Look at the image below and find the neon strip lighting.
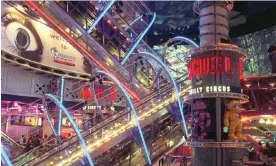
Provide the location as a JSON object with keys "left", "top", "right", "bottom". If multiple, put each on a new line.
{"left": 45, "top": 94, "right": 94, "bottom": 166}
{"left": 26, "top": 1, "right": 140, "bottom": 101}
{"left": 132, "top": 52, "right": 189, "bottom": 136}
{"left": 58, "top": 76, "right": 65, "bottom": 136}
{"left": 124, "top": 15, "right": 143, "bottom": 31}
{"left": 87, "top": 0, "right": 115, "bottom": 33}
{"left": 1, "top": 145, "right": 13, "bottom": 166}
{"left": 97, "top": 70, "right": 152, "bottom": 165}
{"left": 121, "top": 12, "right": 156, "bottom": 65}
{"left": 173, "top": 36, "right": 199, "bottom": 48}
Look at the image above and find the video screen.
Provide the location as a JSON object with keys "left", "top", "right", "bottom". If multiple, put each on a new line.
{"left": 10, "top": 116, "right": 42, "bottom": 127}
{"left": 23, "top": 117, "right": 37, "bottom": 126}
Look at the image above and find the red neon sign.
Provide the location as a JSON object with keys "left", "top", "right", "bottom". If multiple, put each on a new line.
{"left": 188, "top": 56, "right": 232, "bottom": 79}
{"left": 81, "top": 87, "right": 117, "bottom": 101}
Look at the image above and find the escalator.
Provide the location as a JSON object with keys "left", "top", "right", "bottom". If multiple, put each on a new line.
{"left": 12, "top": 75, "right": 189, "bottom": 166}
{"left": 1, "top": 132, "right": 25, "bottom": 158}
{"left": 22, "top": 1, "right": 157, "bottom": 100}
{"left": 4, "top": 2, "right": 192, "bottom": 165}
{"left": 93, "top": 115, "right": 185, "bottom": 166}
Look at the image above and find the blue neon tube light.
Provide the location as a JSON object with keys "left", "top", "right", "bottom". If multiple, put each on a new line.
{"left": 58, "top": 76, "right": 65, "bottom": 136}
{"left": 131, "top": 52, "right": 189, "bottom": 137}
{"left": 124, "top": 15, "right": 143, "bottom": 31}
{"left": 1, "top": 145, "right": 12, "bottom": 166}
{"left": 46, "top": 94, "right": 94, "bottom": 166}
{"left": 173, "top": 36, "right": 199, "bottom": 48}
{"left": 87, "top": 0, "right": 115, "bottom": 34}
{"left": 44, "top": 104, "right": 62, "bottom": 144}
{"left": 121, "top": 12, "right": 156, "bottom": 65}
{"left": 97, "top": 70, "right": 152, "bottom": 165}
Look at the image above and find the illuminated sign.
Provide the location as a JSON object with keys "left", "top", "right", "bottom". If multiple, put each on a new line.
{"left": 188, "top": 56, "right": 232, "bottom": 79}
{"left": 83, "top": 105, "right": 102, "bottom": 110}
{"left": 1, "top": 3, "right": 91, "bottom": 74}
{"left": 189, "top": 85, "right": 231, "bottom": 95}
{"left": 79, "top": 87, "right": 117, "bottom": 101}
{"left": 51, "top": 47, "right": 76, "bottom": 66}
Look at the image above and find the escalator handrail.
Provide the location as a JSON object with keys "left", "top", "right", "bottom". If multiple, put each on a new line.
{"left": 1, "top": 131, "right": 25, "bottom": 148}
{"left": 21, "top": 76, "right": 188, "bottom": 165}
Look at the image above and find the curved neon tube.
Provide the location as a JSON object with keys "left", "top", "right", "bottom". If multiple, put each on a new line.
{"left": 45, "top": 94, "right": 94, "bottom": 166}
{"left": 87, "top": 0, "right": 116, "bottom": 33}
{"left": 131, "top": 52, "right": 189, "bottom": 137}
{"left": 121, "top": 12, "right": 156, "bottom": 65}
{"left": 161, "top": 36, "right": 199, "bottom": 60}
{"left": 172, "top": 36, "right": 199, "bottom": 48}
{"left": 96, "top": 70, "right": 152, "bottom": 165}
{"left": 26, "top": 1, "right": 140, "bottom": 101}
{"left": 124, "top": 15, "right": 143, "bottom": 31}
{"left": 1, "top": 145, "right": 13, "bottom": 166}
{"left": 42, "top": 98, "right": 62, "bottom": 144}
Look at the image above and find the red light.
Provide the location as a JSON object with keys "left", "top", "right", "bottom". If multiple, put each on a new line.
{"left": 226, "top": 56, "right": 232, "bottom": 72}
{"left": 26, "top": 1, "right": 140, "bottom": 101}
{"left": 95, "top": 87, "right": 104, "bottom": 99}
{"left": 239, "top": 59, "right": 243, "bottom": 78}
{"left": 188, "top": 56, "right": 233, "bottom": 79}
{"left": 210, "top": 56, "right": 216, "bottom": 72}
{"left": 202, "top": 57, "right": 209, "bottom": 74}
{"left": 83, "top": 88, "right": 92, "bottom": 100}
{"left": 108, "top": 87, "right": 117, "bottom": 101}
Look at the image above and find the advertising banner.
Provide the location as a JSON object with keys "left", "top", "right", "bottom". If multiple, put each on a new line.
{"left": 1, "top": 3, "right": 91, "bottom": 74}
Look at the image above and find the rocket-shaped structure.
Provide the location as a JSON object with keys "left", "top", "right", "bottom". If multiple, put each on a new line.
{"left": 184, "top": 1, "right": 250, "bottom": 166}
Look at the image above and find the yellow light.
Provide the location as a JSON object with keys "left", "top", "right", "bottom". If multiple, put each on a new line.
{"left": 272, "top": 120, "right": 276, "bottom": 125}
{"left": 50, "top": 162, "right": 54, "bottom": 165}
{"left": 57, "top": 86, "right": 190, "bottom": 163}
{"left": 259, "top": 119, "right": 265, "bottom": 124}
{"left": 269, "top": 82, "right": 275, "bottom": 87}
{"left": 169, "top": 140, "right": 174, "bottom": 146}
{"left": 266, "top": 119, "right": 272, "bottom": 124}
{"left": 60, "top": 156, "right": 63, "bottom": 159}
{"left": 245, "top": 83, "right": 251, "bottom": 88}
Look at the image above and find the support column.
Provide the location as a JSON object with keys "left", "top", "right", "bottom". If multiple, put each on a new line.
{"left": 187, "top": 1, "right": 249, "bottom": 166}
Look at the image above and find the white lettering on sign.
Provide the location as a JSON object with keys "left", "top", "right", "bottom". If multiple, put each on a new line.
{"left": 189, "top": 86, "right": 231, "bottom": 95}
{"left": 83, "top": 106, "right": 102, "bottom": 110}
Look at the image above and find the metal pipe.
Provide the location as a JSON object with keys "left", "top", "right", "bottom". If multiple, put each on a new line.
{"left": 121, "top": 13, "right": 156, "bottom": 65}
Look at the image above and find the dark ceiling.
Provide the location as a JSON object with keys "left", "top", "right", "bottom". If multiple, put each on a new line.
{"left": 147, "top": 1, "right": 276, "bottom": 46}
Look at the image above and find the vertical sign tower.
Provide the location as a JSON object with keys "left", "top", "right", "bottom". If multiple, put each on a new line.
{"left": 184, "top": 1, "right": 249, "bottom": 166}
